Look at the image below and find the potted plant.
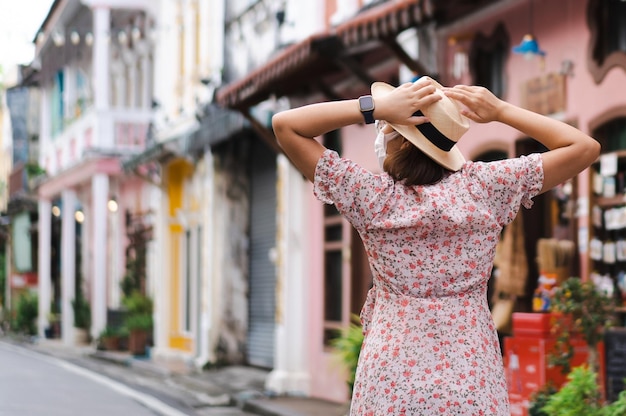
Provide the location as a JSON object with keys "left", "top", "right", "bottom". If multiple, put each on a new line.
{"left": 549, "top": 277, "right": 617, "bottom": 374}
{"left": 540, "top": 365, "right": 626, "bottom": 415}
{"left": 122, "top": 291, "right": 153, "bottom": 356}
{"left": 330, "top": 314, "right": 364, "bottom": 395}
{"left": 72, "top": 294, "right": 91, "bottom": 344}
{"left": 14, "top": 292, "right": 38, "bottom": 336}
{"left": 45, "top": 312, "right": 60, "bottom": 339}
{"left": 125, "top": 314, "right": 152, "bottom": 355}
{"left": 537, "top": 277, "right": 626, "bottom": 415}
{"left": 98, "top": 326, "right": 123, "bottom": 351}
{"left": 45, "top": 300, "right": 62, "bottom": 339}
{"left": 528, "top": 383, "right": 558, "bottom": 416}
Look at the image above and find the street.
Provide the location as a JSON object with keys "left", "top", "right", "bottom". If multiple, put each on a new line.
{"left": 0, "top": 341, "right": 189, "bottom": 416}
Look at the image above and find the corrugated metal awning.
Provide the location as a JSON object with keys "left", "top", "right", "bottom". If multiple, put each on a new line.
{"left": 216, "top": 0, "right": 432, "bottom": 110}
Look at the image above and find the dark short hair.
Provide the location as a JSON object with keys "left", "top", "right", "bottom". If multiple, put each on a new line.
{"left": 383, "top": 139, "right": 451, "bottom": 186}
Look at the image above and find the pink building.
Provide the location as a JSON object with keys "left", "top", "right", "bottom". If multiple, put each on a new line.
{"left": 216, "top": 0, "right": 626, "bottom": 404}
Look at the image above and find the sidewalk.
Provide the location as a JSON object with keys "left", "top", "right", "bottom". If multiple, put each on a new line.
{"left": 10, "top": 336, "right": 349, "bottom": 416}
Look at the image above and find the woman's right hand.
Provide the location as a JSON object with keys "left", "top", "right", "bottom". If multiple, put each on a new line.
{"left": 442, "top": 85, "right": 507, "bottom": 124}
{"left": 374, "top": 77, "right": 442, "bottom": 126}
{"left": 445, "top": 84, "right": 600, "bottom": 195}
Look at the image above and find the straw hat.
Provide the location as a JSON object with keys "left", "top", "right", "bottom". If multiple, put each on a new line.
{"left": 370, "top": 78, "right": 470, "bottom": 171}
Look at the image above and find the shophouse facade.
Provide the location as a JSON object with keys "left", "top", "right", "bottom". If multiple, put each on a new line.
{"left": 127, "top": 0, "right": 255, "bottom": 370}
{"left": 0, "top": 85, "right": 9, "bottom": 311}
{"left": 32, "top": 0, "right": 157, "bottom": 344}
{"left": 3, "top": 67, "right": 41, "bottom": 318}
{"left": 216, "top": 0, "right": 626, "bottom": 404}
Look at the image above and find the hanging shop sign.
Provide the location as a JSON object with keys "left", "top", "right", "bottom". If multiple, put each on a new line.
{"left": 520, "top": 73, "right": 566, "bottom": 116}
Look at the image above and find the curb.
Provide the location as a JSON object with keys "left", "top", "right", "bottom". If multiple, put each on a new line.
{"left": 242, "top": 397, "right": 350, "bottom": 416}
{"left": 90, "top": 350, "right": 173, "bottom": 377}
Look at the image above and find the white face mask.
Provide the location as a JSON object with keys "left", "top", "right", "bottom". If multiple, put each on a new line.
{"left": 374, "top": 120, "right": 401, "bottom": 169}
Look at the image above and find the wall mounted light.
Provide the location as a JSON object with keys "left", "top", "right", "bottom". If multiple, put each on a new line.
{"left": 75, "top": 210, "right": 85, "bottom": 223}
{"left": 52, "top": 31, "right": 65, "bottom": 47}
{"left": 107, "top": 197, "right": 118, "bottom": 213}
{"left": 117, "top": 31, "right": 128, "bottom": 46}
{"left": 131, "top": 26, "right": 142, "bottom": 42}
{"left": 85, "top": 32, "right": 94, "bottom": 46}
{"left": 70, "top": 31, "right": 80, "bottom": 45}
{"left": 51, "top": 206, "right": 61, "bottom": 217}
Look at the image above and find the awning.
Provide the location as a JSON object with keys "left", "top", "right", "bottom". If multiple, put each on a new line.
{"left": 121, "top": 139, "right": 179, "bottom": 173}
{"left": 216, "top": 0, "right": 432, "bottom": 110}
{"left": 191, "top": 104, "right": 249, "bottom": 151}
{"left": 123, "top": 105, "right": 248, "bottom": 177}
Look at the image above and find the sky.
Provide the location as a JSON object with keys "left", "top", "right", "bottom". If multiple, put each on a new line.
{"left": 0, "top": 0, "right": 55, "bottom": 72}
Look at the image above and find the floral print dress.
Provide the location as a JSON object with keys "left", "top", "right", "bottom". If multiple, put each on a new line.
{"left": 314, "top": 149, "right": 544, "bottom": 416}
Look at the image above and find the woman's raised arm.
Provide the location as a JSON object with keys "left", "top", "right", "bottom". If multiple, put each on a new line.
{"left": 272, "top": 78, "right": 441, "bottom": 182}
{"left": 444, "top": 85, "right": 600, "bottom": 193}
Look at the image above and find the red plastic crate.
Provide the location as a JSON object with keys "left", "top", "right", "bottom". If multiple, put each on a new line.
{"left": 512, "top": 312, "right": 555, "bottom": 336}
{"left": 504, "top": 336, "right": 605, "bottom": 416}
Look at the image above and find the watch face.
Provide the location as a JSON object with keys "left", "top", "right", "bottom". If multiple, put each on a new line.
{"left": 359, "top": 95, "right": 375, "bottom": 112}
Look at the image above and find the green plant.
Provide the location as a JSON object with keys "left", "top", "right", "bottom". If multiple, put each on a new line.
{"left": 24, "top": 162, "right": 46, "bottom": 178}
{"left": 541, "top": 365, "right": 603, "bottom": 416}
{"left": 46, "top": 312, "right": 59, "bottom": 323}
{"left": 122, "top": 291, "right": 153, "bottom": 331}
{"left": 122, "top": 291, "right": 153, "bottom": 315}
{"left": 71, "top": 294, "right": 91, "bottom": 329}
{"left": 549, "top": 277, "right": 616, "bottom": 374}
{"left": 124, "top": 314, "right": 153, "bottom": 331}
{"left": 14, "top": 292, "right": 38, "bottom": 335}
{"left": 540, "top": 366, "right": 626, "bottom": 416}
{"left": 529, "top": 383, "right": 558, "bottom": 416}
{"left": 330, "top": 314, "right": 364, "bottom": 394}
{"left": 99, "top": 326, "right": 121, "bottom": 339}
{"left": 120, "top": 259, "right": 142, "bottom": 298}
{"left": 47, "top": 299, "right": 60, "bottom": 324}
{"left": 98, "top": 325, "right": 127, "bottom": 351}
{"left": 0, "top": 251, "right": 5, "bottom": 307}
{"left": 605, "top": 388, "right": 626, "bottom": 416}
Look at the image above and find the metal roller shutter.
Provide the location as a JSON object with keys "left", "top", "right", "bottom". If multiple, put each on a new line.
{"left": 247, "top": 140, "right": 277, "bottom": 368}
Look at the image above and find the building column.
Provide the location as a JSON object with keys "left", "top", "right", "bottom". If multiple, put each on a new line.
{"left": 37, "top": 199, "right": 52, "bottom": 337}
{"left": 194, "top": 152, "right": 215, "bottom": 368}
{"left": 140, "top": 54, "right": 151, "bottom": 110}
{"left": 39, "top": 88, "right": 51, "bottom": 172}
{"left": 63, "top": 67, "right": 76, "bottom": 120}
{"left": 128, "top": 59, "right": 138, "bottom": 108}
{"left": 150, "top": 183, "right": 168, "bottom": 358}
{"left": 91, "top": 174, "right": 108, "bottom": 339}
{"left": 266, "top": 155, "right": 310, "bottom": 395}
{"left": 92, "top": 5, "right": 113, "bottom": 148}
{"left": 93, "top": 6, "right": 110, "bottom": 112}
{"left": 61, "top": 189, "right": 77, "bottom": 345}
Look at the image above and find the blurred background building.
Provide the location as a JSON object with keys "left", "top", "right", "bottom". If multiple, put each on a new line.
{"left": 1, "top": 0, "right": 625, "bottom": 408}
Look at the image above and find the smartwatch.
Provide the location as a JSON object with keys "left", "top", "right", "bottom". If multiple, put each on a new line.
{"left": 358, "top": 95, "right": 375, "bottom": 124}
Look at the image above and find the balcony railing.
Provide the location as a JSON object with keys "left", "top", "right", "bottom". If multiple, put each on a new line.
{"left": 42, "top": 107, "right": 153, "bottom": 176}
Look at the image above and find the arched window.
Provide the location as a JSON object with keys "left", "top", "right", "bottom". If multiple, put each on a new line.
{"left": 593, "top": 117, "right": 626, "bottom": 152}
{"left": 588, "top": 0, "right": 626, "bottom": 83}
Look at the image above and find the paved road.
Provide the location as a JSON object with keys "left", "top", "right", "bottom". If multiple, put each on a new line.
{"left": 0, "top": 341, "right": 189, "bottom": 416}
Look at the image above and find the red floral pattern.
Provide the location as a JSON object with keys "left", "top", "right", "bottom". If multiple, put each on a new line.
{"left": 314, "top": 150, "right": 543, "bottom": 415}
